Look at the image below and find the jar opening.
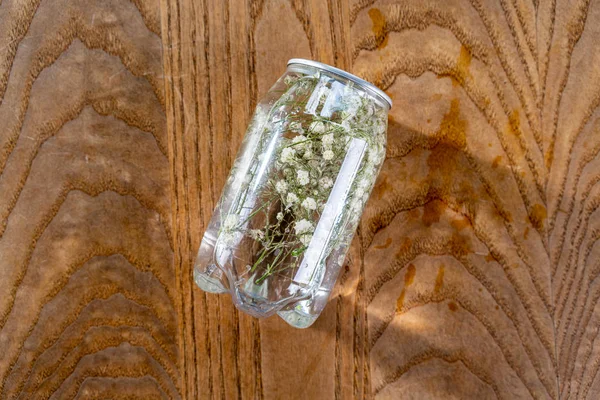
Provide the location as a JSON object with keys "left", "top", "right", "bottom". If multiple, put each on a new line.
{"left": 287, "top": 58, "right": 392, "bottom": 110}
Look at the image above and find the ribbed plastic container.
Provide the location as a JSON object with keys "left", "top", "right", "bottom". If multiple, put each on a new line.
{"left": 194, "top": 59, "right": 391, "bottom": 328}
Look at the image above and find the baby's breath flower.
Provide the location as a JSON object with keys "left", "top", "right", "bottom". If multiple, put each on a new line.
{"left": 286, "top": 192, "right": 299, "bottom": 206}
{"left": 290, "top": 121, "right": 304, "bottom": 133}
{"left": 276, "top": 212, "right": 284, "bottom": 221}
{"left": 308, "top": 160, "right": 320, "bottom": 170}
{"left": 301, "top": 197, "right": 317, "bottom": 211}
{"left": 284, "top": 75, "right": 296, "bottom": 85}
{"left": 280, "top": 147, "right": 296, "bottom": 163}
{"left": 351, "top": 198, "right": 363, "bottom": 213}
{"left": 363, "top": 166, "right": 375, "bottom": 179}
{"left": 292, "top": 134, "right": 307, "bottom": 146}
{"left": 345, "top": 94, "right": 362, "bottom": 116}
{"left": 322, "top": 133, "right": 334, "bottom": 146}
{"left": 358, "top": 178, "right": 370, "bottom": 190}
{"left": 319, "top": 176, "right": 333, "bottom": 189}
{"left": 223, "top": 214, "right": 238, "bottom": 231}
{"left": 295, "top": 219, "right": 313, "bottom": 235}
{"left": 249, "top": 229, "right": 265, "bottom": 240}
{"left": 221, "top": 232, "right": 236, "bottom": 246}
{"left": 275, "top": 179, "right": 288, "bottom": 194}
{"left": 355, "top": 188, "right": 365, "bottom": 199}
{"left": 303, "top": 148, "right": 313, "bottom": 159}
{"left": 310, "top": 121, "right": 326, "bottom": 134}
{"left": 368, "top": 147, "right": 382, "bottom": 163}
{"left": 323, "top": 150, "right": 334, "bottom": 160}
{"left": 297, "top": 170, "right": 310, "bottom": 185}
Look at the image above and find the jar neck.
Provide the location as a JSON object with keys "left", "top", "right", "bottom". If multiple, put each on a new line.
{"left": 286, "top": 63, "right": 391, "bottom": 111}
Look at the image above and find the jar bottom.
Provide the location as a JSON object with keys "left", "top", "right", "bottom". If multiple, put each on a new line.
{"left": 195, "top": 266, "right": 322, "bottom": 328}
{"left": 194, "top": 268, "right": 228, "bottom": 294}
{"left": 277, "top": 308, "right": 318, "bottom": 329}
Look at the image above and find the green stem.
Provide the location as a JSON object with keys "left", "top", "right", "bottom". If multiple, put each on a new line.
{"left": 255, "top": 243, "right": 298, "bottom": 284}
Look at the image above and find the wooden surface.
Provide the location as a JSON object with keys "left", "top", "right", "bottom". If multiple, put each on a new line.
{"left": 1, "top": 0, "right": 600, "bottom": 398}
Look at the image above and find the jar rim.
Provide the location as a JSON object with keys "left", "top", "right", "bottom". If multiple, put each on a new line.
{"left": 287, "top": 58, "right": 392, "bottom": 109}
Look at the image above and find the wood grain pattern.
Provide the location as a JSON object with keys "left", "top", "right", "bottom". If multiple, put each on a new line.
{"left": 3, "top": 0, "right": 600, "bottom": 398}
{"left": 0, "top": 0, "right": 182, "bottom": 398}
{"left": 349, "top": 0, "right": 599, "bottom": 398}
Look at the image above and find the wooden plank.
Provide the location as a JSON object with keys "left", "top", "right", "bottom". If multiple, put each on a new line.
{"left": 0, "top": 0, "right": 182, "bottom": 398}
{"left": 160, "top": 1, "right": 363, "bottom": 398}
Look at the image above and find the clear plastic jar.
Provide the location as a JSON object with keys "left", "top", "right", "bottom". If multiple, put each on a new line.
{"left": 194, "top": 59, "right": 391, "bottom": 328}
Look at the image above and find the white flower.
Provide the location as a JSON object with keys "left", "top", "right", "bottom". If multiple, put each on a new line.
{"left": 319, "top": 177, "right": 333, "bottom": 189}
{"left": 323, "top": 150, "right": 334, "bottom": 160}
{"left": 368, "top": 147, "right": 383, "bottom": 163}
{"left": 289, "top": 121, "right": 303, "bottom": 134}
{"left": 322, "top": 133, "right": 334, "bottom": 146}
{"left": 223, "top": 214, "right": 238, "bottom": 231}
{"left": 284, "top": 75, "right": 296, "bottom": 85}
{"left": 308, "top": 160, "right": 320, "bottom": 170}
{"left": 280, "top": 147, "right": 296, "bottom": 163}
{"left": 355, "top": 188, "right": 365, "bottom": 199}
{"left": 297, "top": 170, "right": 310, "bottom": 185}
{"left": 294, "top": 219, "right": 313, "bottom": 235}
{"left": 351, "top": 198, "right": 363, "bottom": 212}
{"left": 363, "top": 166, "right": 375, "bottom": 178}
{"left": 292, "top": 134, "right": 307, "bottom": 146}
{"left": 345, "top": 94, "right": 362, "bottom": 116}
{"left": 358, "top": 178, "right": 370, "bottom": 190}
{"left": 275, "top": 179, "right": 288, "bottom": 194}
{"left": 276, "top": 212, "right": 284, "bottom": 221}
{"left": 301, "top": 197, "right": 317, "bottom": 211}
{"left": 220, "top": 232, "right": 236, "bottom": 246}
{"left": 249, "top": 229, "right": 265, "bottom": 240}
{"left": 303, "top": 148, "right": 313, "bottom": 159}
{"left": 310, "top": 121, "right": 326, "bottom": 134}
{"left": 300, "top": 234, "right": 312, "bottom": 246}
{"left": 286, "top": 192, "right": 299, "bottom": 205}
